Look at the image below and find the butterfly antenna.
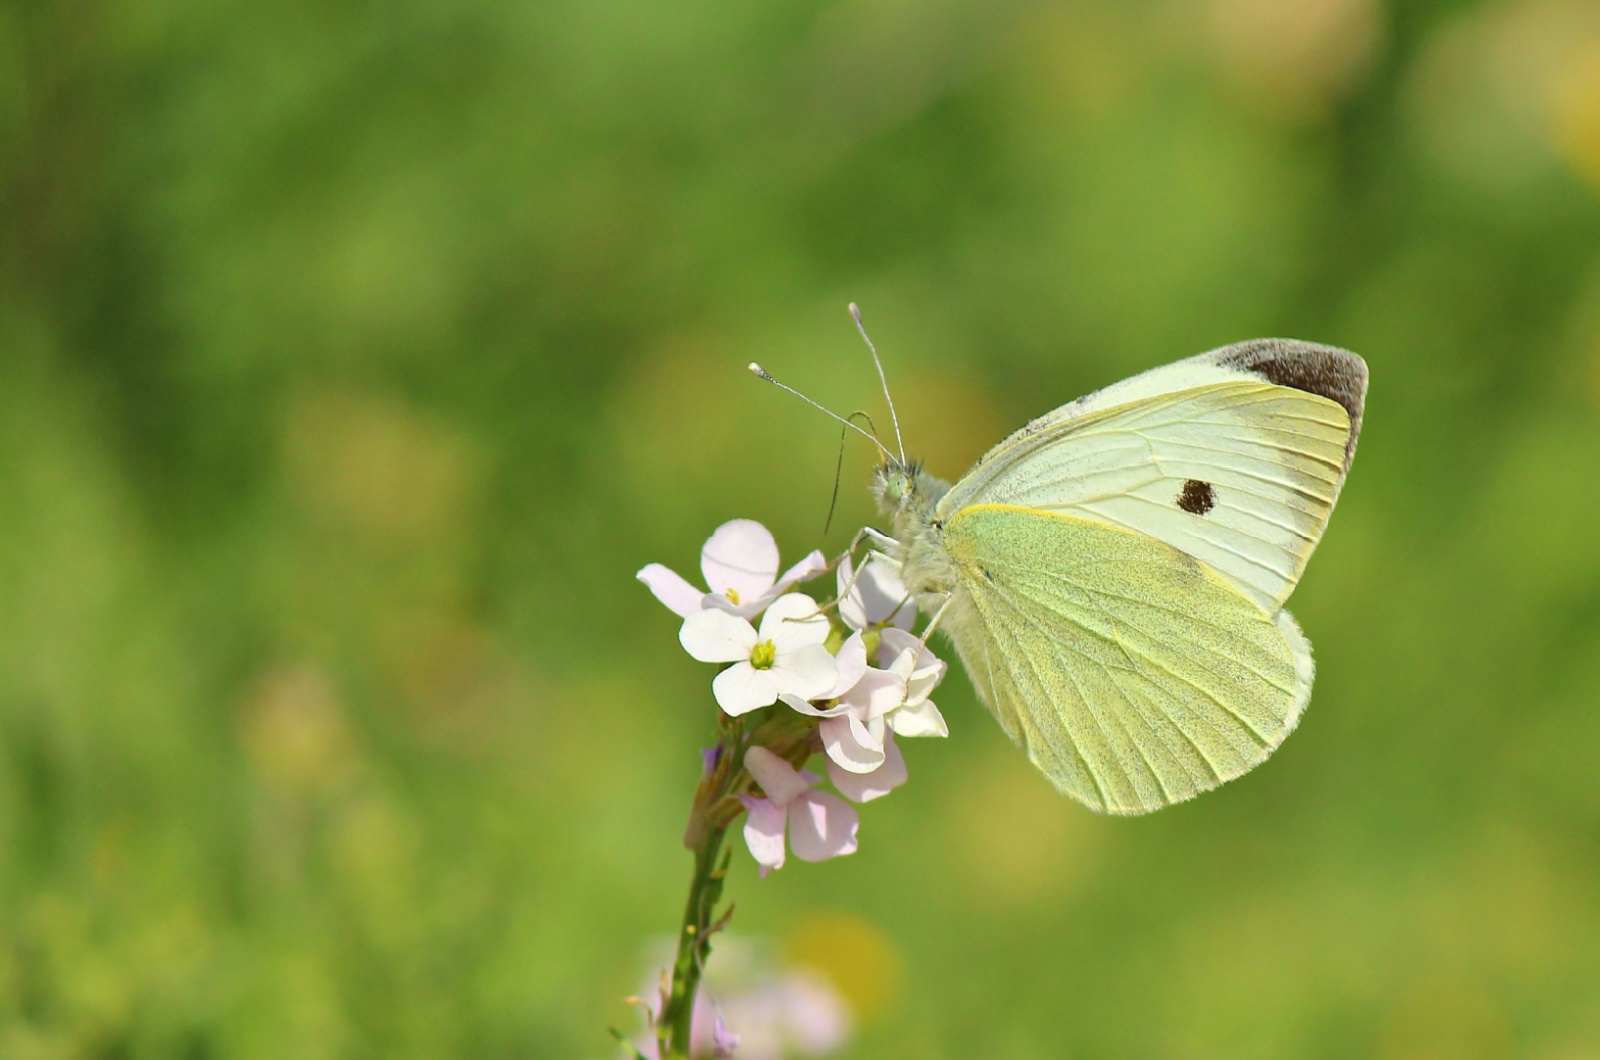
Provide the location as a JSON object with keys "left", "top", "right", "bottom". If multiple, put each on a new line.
{"left": 849, "top": 303, "right": 905, "bottom": 465}
{"left": 748, "top": 363, "right": 894, "bottom": 462}
{"left": 824, "top": 422, "right": 847, "bottom": 537}
{"left": 821, "top": 410, "right": 881, "bottom": 537}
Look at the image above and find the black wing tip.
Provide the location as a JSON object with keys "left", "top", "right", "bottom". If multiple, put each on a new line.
{"left": 1212, "top": 338, "right": 1367, "bottom": 465}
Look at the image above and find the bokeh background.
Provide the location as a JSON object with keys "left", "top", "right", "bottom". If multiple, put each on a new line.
{"left": 4, "top": 0, "right": 1600, "bottom": 1056}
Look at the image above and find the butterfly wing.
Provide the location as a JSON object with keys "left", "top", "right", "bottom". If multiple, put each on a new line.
{"left": 941, "top": 504, "right": 1313, "bottom": 814}
{"left": 938, "top": 340, "right": 1366, "bottom": 611}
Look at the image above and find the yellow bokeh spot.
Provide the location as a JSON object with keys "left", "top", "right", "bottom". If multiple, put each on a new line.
{"left": 782, "top": 911, "right": 904, "bottom": 1024}
{"left": 1205, "top": 0, "right": 1383, "bottom": 120}
{"left": 1553, "top": 40, "right": 1600, "bottom": 189}
{"left": 238, "top": 665, "right": 362, "bottom": 797}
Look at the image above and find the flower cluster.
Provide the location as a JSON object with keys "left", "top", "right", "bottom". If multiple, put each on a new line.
{"left": 639, "top": 519, "right": 948, "bottom": 877}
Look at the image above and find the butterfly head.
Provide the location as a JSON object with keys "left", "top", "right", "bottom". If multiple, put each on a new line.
{"left": 872, "top": 458, "right": 949, "bottom": 524}
{"left": 871, "top": 458, "right": 915, "bottom": 512}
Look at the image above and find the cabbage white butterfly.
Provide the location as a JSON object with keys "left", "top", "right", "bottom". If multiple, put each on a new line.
{"left": 755, "top": 311, "right": 1366, "bottom": 814}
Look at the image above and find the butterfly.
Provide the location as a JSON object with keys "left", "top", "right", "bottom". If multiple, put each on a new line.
{"left": 754, "top": 319, "right": 1365, "bottom": 814}
{"left": 857, "top": 337, "right": 1368, "bottom": 814}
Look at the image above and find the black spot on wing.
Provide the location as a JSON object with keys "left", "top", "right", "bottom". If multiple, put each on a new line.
{"left": 1215, "top": 339, "right": 1367, "bottom": 468}
{"left": 1176, "top": 479, "right": 1215, "bottom": 515}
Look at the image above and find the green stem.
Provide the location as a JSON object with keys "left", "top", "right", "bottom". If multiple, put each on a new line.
{"left": 654, "top": 709, "right": 819, "bottom": 1057}
{"left": 658, "top": 824, "right": 729, "bottom": 1058}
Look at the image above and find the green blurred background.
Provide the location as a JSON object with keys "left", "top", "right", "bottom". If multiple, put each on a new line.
{"left": 4, "top": 0, "right": 1600, "bottom": 1056}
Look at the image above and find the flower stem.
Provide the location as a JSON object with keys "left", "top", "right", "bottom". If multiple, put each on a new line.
{"left": 658, "top": 823, "right": 730, "bottom": 1058}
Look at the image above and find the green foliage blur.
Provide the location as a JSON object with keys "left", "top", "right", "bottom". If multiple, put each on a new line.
{"left": 4, "top": 0, "right": 1600, "bottom": 1056}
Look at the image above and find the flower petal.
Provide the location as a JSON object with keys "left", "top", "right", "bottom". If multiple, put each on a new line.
{"left": 838, "top": 667, "right": 905, "bottom": 718}
{"left": 787, "top": 791, "right": 859, "bottom": 862}
{"left": 680, "top": 608, "right": 758, "bottom": 664}
{"left": 775, "top": 549, "right": 828, "bottom": 591}
{"left": 841, "top": 554, "right": 913, "bottom": 631}
{"left": 745, "top": 746, "right": 813, "bottom": 804}
{"left": 710, "top": 1011, "right": 740, "bottom": 1059}
{"left": 759, "top": 593, "right": 830, "bottom": 650}
{"left": 771, "top": 644, "right": 839, "bottom": 702}
{"left": 822, "top": 632, "right": 869, "bottom": 700}
{"left": 637, "top": 563, "right": 708, "bottom": 617}
{"left": 778, "top": 693, "right": 850, "bottom": 718}
{"left": 888, "top": 698, "right": 948, "bottom": 738}
{"left": 739, "top": 795, "right": 788, "bottom": 877}
{"left": 830, "top": 733, "right": 907, "bottom": 802}
{"left": 836, "top": 554, "right": 869, "bottom": 630}
{"left": 903, "top": 655, "right": 948, "bottom": 703}
{"left": 700, "top": 592, "right": 771, "bottom": 622}
{"left": 878, "top": 626, "right": 939, "bottom": 671}
{"left": 701, "top": 520, "right": 780, "bottom": 606}
{"left": 820, "top": 711, "right": 886, "bottom": 774}
{"left": 865, "top": 559, "right": 914, "bottom": 630}
{"left": 713, "top": 664, "right": 780, "bottom": 716}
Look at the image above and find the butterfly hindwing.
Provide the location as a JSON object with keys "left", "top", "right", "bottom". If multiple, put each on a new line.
{"left": 941, "top": 504, "right": 1314, "bottom": 814}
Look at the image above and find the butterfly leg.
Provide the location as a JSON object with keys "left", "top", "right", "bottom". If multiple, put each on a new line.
{"left": 910, "top": 594, "right": 953, "bottom": 668}
{"left": 824, "top": 526, "right": 899, "bottom": 580}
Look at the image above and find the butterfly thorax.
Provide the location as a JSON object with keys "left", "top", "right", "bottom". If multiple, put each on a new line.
{"left": 873, "top": 460, "right": 958, "bottom": 612}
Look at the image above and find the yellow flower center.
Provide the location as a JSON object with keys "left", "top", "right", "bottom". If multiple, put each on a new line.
{"left": 749, "top": 639, "right": 777, "bottom": 669}
{"left": 725, "top": 587, "right": 741, "bottom": 605}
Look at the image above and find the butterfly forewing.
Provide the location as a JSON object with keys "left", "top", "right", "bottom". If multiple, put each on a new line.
{"left": 941, "top": 505, "right": 1314, "bottom": 814}
{"left": 938, "top": 341, "right": 1366, "bottom": 611}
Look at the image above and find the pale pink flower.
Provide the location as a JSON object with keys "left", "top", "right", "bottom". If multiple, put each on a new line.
{"left": 740, "top": 747, "right": 858, "bottom": 877}
{"left": 828, "top": 733, "right": 908, "bottom": 803}
{"left": 721, "top": 967, "right": 850, "bottom": 1059}
{"left": 680, "top": 594, "right": 837, "bottom": 716}
{"left": 638, "top": 519, "right": 827, "bottom": 619}
{"left": 710, "top": 1014, "right": 740, "bottom": 1058}
{"left": 634, "top": 936, "right": 850, "bottom": 1059}
{"left": 633, "top": 1002, "right": 738, "bottom": 1060}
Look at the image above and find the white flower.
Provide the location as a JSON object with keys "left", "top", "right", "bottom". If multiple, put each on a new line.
{"left": 740, "top": 747, "right": 859, "bottom": 877}
{"left": 778, "top": 626, "right": 946, "bottom": 774}
{"left": 680, "top": 593, "right": 837, "bottom": 716}
{"left": 638, "top": 519, "right": 827, "bottom": 619}
{"left": 777, "top": 631, "right": 900, "bottom": 774}
{"left": 837, "top": 552, "right": 913, "bottom": 631}
{"left": 878, "top": 627, "right": 949, "bottom": 738}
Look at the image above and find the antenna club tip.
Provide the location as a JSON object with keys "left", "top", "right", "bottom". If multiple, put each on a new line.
{"left": 748, "top": 362, "right": 771, "bottom": 379}
{"left": 848, "top": 302, "right": 862, "bottom": 321}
